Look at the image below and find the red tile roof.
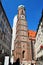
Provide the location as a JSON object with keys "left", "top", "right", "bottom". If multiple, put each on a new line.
{"left": 28, "top": 30, "right": 36, "bottom": 40}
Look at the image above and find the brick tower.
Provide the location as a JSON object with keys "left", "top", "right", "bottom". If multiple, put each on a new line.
{"left": 14, "top": 5, "right": 32, "bottom": 65}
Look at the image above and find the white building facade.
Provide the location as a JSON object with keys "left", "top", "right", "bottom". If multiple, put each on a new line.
{"left": 35, "top": 11, "right": 43, "bottom": 60}
{"left": 10, "top": 15, "right": 17, "bottom": 64}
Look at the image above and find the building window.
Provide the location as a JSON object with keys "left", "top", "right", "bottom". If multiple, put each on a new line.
{"left": 41, "top": 41, "right": 42, "bottom": 42}
{"left": 0, "top": 44, "right": 2, "bottom": 50}
{"left": 0, "top": 21, "right": 4, "bottom": 31}
{"left": 0, "top": 21, "right": 2, "bottom": 27}
{"left": 2, "top": 14, "right": 6, "bottom": 22}
{"left": 41, "top": 25, "right": 43, "bottom": 28}
{"left": 37, "top": 38, "right": 38, "bottom": 40}
{"left": 0, "top": 23, "right": 1, "bottom": 26}
{"left": 22, "top": 50, "right": 25, "bottom": 58}
{"left": 0, "top": 8, "right": 2, "bottom": 15}
{"left": 2, "top": 14, "right": 4, "bottom": 19}
{"left": 38, "top": 34, "right": 40, "bottom": 36}
{"left": 41, "top": 29, "right": 43, "bottom": 32}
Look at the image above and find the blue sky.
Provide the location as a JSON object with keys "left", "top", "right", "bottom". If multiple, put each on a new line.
{"left": 2, "top": 0, "right": 43, "bottom": 31}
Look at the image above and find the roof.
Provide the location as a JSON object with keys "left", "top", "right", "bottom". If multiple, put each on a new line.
{"left": 28, "top": 30, "right": 36, "bottom": 40}
{"left": 18, "top": 5, "right": 24, "bottom": 8}
{"left": 18, "top": 5, "right": 25, "bottom": 10}
{"left": 0, "top": 2, "right": 12, "bottom": 33}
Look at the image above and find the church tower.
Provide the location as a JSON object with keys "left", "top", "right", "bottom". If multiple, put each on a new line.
{"left": 14, "top": 5, "right": 32, "bottom": 65}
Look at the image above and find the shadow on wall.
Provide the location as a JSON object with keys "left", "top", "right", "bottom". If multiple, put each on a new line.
{"left": 9, "top": 58, "right": 20, "bottom": 65}
{"left": 13, "top": 58, "right": 20, "bottom": 65}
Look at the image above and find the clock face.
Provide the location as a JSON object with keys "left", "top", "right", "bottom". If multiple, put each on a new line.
{"left": 20, "top": 15, "right": 25, "bottom": 19}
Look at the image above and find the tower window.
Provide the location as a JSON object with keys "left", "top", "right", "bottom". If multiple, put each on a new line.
{"left": 21, "top": 10, "right": 25, "bottom": 15}
{"left": 21, "top": 10, "right": 23, "bottom": 14}
{"left": 22, "top": 50, "right": 25, "bottom": 58}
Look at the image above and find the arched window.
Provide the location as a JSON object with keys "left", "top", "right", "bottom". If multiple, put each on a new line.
{"left": 22, "top": 50, "right": 25, "bottom": 58}
{"left": 21, "top": 10, "right": 25, "bottom": 15}
{"left": 21, "top": 10, "right": 23, "bottom": 14}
